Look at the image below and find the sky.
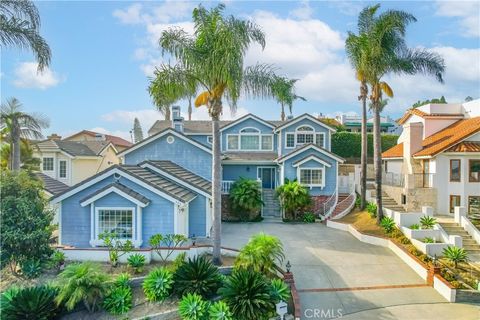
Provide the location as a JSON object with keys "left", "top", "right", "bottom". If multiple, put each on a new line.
{"left": 1, "top": 0, "right": 479, "bottom": 141}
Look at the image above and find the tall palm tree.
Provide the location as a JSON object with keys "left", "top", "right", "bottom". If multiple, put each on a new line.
{"left": 0, "top": 98, "right": 49, "bottom": 171}
{"left": 352, "top": 4, "right": 445, "bottom": 223}
{"left": 148, "top": 4, "right": 278, "bottom": 265}
{"left": 271, "top": 76, "right": 306, "bottom": 121}
{"left": 0, "top": 0, "right": 51, "bottom": 71}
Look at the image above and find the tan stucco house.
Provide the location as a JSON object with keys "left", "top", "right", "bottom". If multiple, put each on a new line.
{"left": 64, "top": 130, "right": 132, "bottom": 152}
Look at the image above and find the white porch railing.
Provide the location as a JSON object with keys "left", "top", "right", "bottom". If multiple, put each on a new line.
{"left": 221, "top": 180, "right": 235, "bottom": 194}
{"left": 320, "top": 191, "right": 337, "bottom": 218}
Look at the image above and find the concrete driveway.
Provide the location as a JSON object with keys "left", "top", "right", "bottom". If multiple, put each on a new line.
{"left": 221, "top": 221, "right": 479, "bottom": 320}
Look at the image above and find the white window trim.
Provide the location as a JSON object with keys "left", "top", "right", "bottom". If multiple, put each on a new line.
{"left": 80, "top": 186, "right": 150, "bottom": 207}
{"left": 207, "top": 136, "right": 213, "bottom": 144}
{"left": 315, "top": 132, "right": 326, "bottom": 148}
{"left": 226, "top": 127, "right": 274, "bottom": 152}
{"left": 297, "top": 167, "right": 326, "bottom": 188}
{"left": 59, "top": 160, "right": 67, "bottom": 179}
{"left": 284, "top": 126, "right": 327, "bottom": 149}
{"left": 293, "top": 155, "right": 331, "bottom": 168}
{"left": 43, "top": 157, "right": 54, "bottom": 171}
{"left": 90, "top": 206, "right": 141, "bottom": 247}
{"left": 285, "top": 133, "right": 295, "bottom": 149}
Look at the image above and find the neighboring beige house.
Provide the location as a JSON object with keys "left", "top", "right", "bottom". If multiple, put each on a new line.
{"left": 382, "top": 99, "right": 480, "bottom": 217}
{"left": 64, "top": 130, "right": 132, "bottom": 152}
{"left": 33, "top": 135, "right": 120, "bottom": 186}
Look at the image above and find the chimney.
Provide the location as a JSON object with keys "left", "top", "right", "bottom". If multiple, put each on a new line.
{"left": 403, "top": 122, "right": 423, "bottom": 159}
{"left": 171, "top": 105, "right": 184, "bottom": 132}
{"left": 48, "top": 133, "right": 62, "bottom": 141}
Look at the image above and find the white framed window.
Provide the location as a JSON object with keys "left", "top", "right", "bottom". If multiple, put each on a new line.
{"left": 42, "top": 157, "right": 54, "bottom": 171}
{"left": 59, "top": 160, "right": 67, "bottom": 178}
{"left": 207, "top": 136, "right": 213, "bottom": 144}
{"left": 296, "top": 125, "right": 314, "bottom": 145}
{"left": 97, "top": 208, "right": 134, "bottom": 240}
{"left": 286, "top": 133, "right": 295, "bottom": 148}
{"left": 226, "top": 127, "right": 273, "bottom": 151}
{"left": 298, "top": 168, "right": 324, "bottom": 187}
{"left": 315, "top": 133, "right": 325, "bottom": 148}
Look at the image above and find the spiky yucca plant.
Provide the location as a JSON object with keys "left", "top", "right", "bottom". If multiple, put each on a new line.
{"left": 420, "top": 216, "right": 437, "bottom": 229}
{"left": 143, "top": 267, "right": 173, "bottom": 302}
{"left": 178, "top": 293, "right": 208, "bottom": 320}
{"left": 209, "top": 300, "right": 234, "bottom": 320}
{"left": 269, "top": 279, "right": 290, "bottom": 303}
{"left": 443, "top": 246, "right": 468, "bottom": 268}
{"left": 218, "top": 268, "right": 274, "bottom": 320}
{"left": 1, "top": 285, "right": 61, "bottom": 320}
{"left": 174, "top": 255, "right": 222, "bottom": 298}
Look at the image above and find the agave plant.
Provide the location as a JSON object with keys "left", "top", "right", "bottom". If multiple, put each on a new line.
{"left": 269, "top": 279, "right": 290, "bottom": 303}
{"left": 208, "top": 300, "right": 233, "bottom": 320}
{"left": 420, "top": 216, "right": 437, "bottom": 229}
{"left": 1, "top": 285, "right": 61, "bottom": 319}
{"left": 174, "top": 255, "right": 222, "bottom": 298}
{"left": 55, "top": 262, "right": 111, "bottom": 312}
{"left": 178, "top": 293, "right": 208, "bottom": 320}
{"left": 235, "top": 233, "right": 285, "bottom": 275}
{"left": 127, "top": 253, "right": 146, "bottom": 274}
{"left": 380, "top": 216, "right": 396, "bottom": 234}
{"left": 143, "top": 267, "right": 174, "bottom": 302}
{"left": 103, "top": 286, "right": 132, "bottom": 315}
{"left": 218, "top": 268, "right": 274, "bottom": 320}
{"left": 443, "top": 246, "right": 468, "bottom": 268}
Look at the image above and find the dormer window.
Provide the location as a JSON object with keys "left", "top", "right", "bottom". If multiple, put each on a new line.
{"left": 285, "top": 125, "right": 326, "bottom": 149}
{"left": 227, "top": 127, "right": 273, "bottom": 151}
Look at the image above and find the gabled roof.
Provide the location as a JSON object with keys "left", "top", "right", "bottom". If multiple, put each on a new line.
{"left": 65, "top": 130, "right": 132, "bottom": 148}
{"left": 117, "top": 128, "right": 212, "bottom": 157}
{"left": 382, "top": 142, "right": 404, "bottom": 159}
{"left": 50, "top": 164, "right": 197, "bottom": 204}
{"left": 35, "top": 140, "right": 115, "bottom": 157}
{"left": 141, "top": 160, "right": 211, "bottom": 196}
{"left": 446, "top": 141, "right": 480, "bottom": 153}
{"left": 292, "top": 154, "right": 332, "bottom": 168}
{"left": 276, "top": 143, "right": 345, "bottom": 163}
{"left": 80, "top": 182, "right": 151, "bottom": 207}
{"left": 413, "top": 117, "right": 480, "bottom": 158}
{"left": 273, "top": 113, "right": 337, "bottom": 132}
{"left": 35, "top": 173, "right": 69, "bottom": 195}
{"left": 397, "top": 108, "right": 464, "bottom": 125}
{"left": 219, "top": 113, "right": 277, "bottom": 131}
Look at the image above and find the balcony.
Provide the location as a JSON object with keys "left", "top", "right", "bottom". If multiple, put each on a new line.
{"left": 221, "top": 180, "right": 235, "bottom": 194}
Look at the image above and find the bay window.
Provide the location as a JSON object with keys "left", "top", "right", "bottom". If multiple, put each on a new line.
{"left": 97, "top": 208, "right": 133, "bottom": 240}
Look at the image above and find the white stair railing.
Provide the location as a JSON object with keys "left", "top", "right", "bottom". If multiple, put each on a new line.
{"left": 221, "top": 180, "right": 235, "bottom": 194}
{"left": 318, "top": 191, "right": 337, "bottom": 220}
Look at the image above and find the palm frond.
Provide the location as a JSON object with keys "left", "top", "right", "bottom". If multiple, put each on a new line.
{"left": 242, "top": 63, "right": 277, "bottom": 100}
{"left": 380, "top": 82, "right": 394, "bottom": 98}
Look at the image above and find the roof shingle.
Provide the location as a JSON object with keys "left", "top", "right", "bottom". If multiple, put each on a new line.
{"left": 382, "top": 142, "right": 404, "bottom": 159}
{"left": 80, "top": 182, "right": 151, "bottom": 205}
{"left": 35, "top": 173, "right": 69, "bottom": 195}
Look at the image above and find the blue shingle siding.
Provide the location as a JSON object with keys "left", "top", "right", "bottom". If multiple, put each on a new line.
{"left": 221, "top": 118, "right": 277, "bottom": 152}
{"left": 60, "top": 173, "right": 203, "bottom": 248}
{"left": 223, "top": 164, "right": 260, "bottom": 181}
{"left": 124, "top": 134, "right": 212, "bottom": 180}
{"left": 188, "top": 196, "right": 206, "bottom": 237}
{"left": 283, "top": 149, "right": 337, "bottom": 196}
{"left": 279, "top": 118, "right": 331, "bottom": 155}
{"left": 189, "top": 135, "right": 211, "bottom": 146}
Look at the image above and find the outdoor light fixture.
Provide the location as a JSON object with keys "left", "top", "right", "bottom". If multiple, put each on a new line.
{"left": 286, "top": 260, "right": 291, "bottom": 273}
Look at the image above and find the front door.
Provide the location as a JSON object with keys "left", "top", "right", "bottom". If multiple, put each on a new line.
{"left": 257, "top": 167, "right": 276, "bottom": 189}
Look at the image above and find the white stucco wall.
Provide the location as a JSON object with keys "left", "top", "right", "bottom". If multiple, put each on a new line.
{"left": 385, "top": 159, "right": 403, "bottom": 175}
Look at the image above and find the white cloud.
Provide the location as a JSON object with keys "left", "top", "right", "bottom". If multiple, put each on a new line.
{"left": 436, "top": 1, "right": 480, "bottom": 37}
{"left": 13, "top": 62, "right": 62, "bottom": 89}
{"left": 289, "top": 1, "right": 313, "bottom": 20}
{"left": 113, "top": 1, "right": 194, "bottom": 26}
{"left": 113, "top": 3, "right": 146, "bottom": 25}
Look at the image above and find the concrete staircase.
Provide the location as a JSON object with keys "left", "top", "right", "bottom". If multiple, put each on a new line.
{"left": 371, "top": 190, "right": 406, "bottom": 212}
{"left": 331, "top": 194, "right": 354, "bottom": 218}
{"left": 262, "top": 189, "right": 281, "bottom": 217}
{"left": 439, "top": 221, "right": 480, "bottom": 256}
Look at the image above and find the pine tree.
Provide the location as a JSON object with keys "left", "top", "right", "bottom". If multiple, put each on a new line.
{"left": 133, "top": 118, "right": 144, "bottom": 143}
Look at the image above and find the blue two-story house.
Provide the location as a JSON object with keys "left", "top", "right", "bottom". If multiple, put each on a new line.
{"left": 51, "top": 106, "right": 346, "bottom": 250}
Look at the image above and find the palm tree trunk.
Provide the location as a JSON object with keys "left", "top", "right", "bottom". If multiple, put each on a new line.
{"left": 211, "top": 100, "right": 222, "bottom": 266}
{"left": 280, "top": 103, "right": 285, "bottom": 121}
{"left": 12, "top": 120, "right": 21, "bottom": 171}
{"left": 360, "top": 88, "right": 367, "bottom": 210}
{"left": 373, "top": 105, "right": 383, "bottom": 223}
{"left": 165, "top": 107, "right": 171, "bottom": 121}
{"left": 188, "top": 97, "right": 192, "bottom": 121}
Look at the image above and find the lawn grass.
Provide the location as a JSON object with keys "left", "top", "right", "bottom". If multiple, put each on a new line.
{"left": 337, "top": 208, "right": 387, "bottom": 237}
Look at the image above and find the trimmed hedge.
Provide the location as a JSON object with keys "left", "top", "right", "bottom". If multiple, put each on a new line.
{"left": 331, "top": 132, "right": 398, "bottom": 159}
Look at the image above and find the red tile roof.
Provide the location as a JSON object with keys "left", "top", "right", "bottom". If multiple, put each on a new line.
{"left": 446, "top": 141, "right": 480, "bottom": 153}
{"left": 397, "top": 108, "right": 464, "bottom": 125}
{"left": 382, "top": 142, "right": 404, "bottom": 159}
{"left": 66, "top": 130, "right": 132, "bottom": 148}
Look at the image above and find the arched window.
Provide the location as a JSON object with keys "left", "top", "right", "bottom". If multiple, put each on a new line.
{"left": 240, "top": 127, "right": 260, "bottom": 133}
{"left": 296, "top": 125, "right": 314, "bottom": 145}
{"left": 227, "top": 127, "right": 273, "bottom": 151}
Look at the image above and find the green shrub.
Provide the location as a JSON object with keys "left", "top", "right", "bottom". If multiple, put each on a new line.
{"left": 0, "top": 285, "right": 61, "bottom": 320}
{"left": 354, "top": 196, "right": 361, "bottom": 208}
{"left": 1, "top": 171, "right": 53, "bottom": 273}
{"left": 103, "top": 286, "right": 132, "bottom": 315}
{"left": 178, "top": 293, "right": 207, "bottom": 320}
{"left": 235, "top": 233, "right": 284, "bottom": 275}
{"left": 174, "top": 255, "right": 222, "bottom": 299}
{"left": 55, "top": 262, "right": 111, "bottom": 312}
{"left": 169, "top": 252, "right": 187, "bottom": 273}
{"left": 99, "top": 232, "right": 133, "bottom": 267}
{"left": 49, "top": 250, "right": 66, "bottom": 272}
{"left": 143, "top": 267, "right": 174, "bottom": 302}
{"left": 380, "top": 217, "right": 396, "bottom": 234}
{"left": 127, "top": 253, "right": 146, "bottom": 273}
{"left": 276, "top": 179, "right": 311, "bottom": 220}
{"left": 331, "top": 132, "right": 398, "bottom": 159}
{"left": 229, "top": 178, "right": 263, "bottom": 221}
{"left": 302, "top": 212, "right": 316, "bottom": 223}
{"left": 115, "top": 273, "right": 131, "bottom": 288}
{"left": 389, "top": 229, "right": 403, "bottom": 239}
{"left": 423, "top": 237, "right": 435, "bottom": 243}
{"left": 208, "top": 300, "right": 234, "bottom": 320}
{"left": 399, "top": 236, "right": 411, "bottom": 245}
{"left": 366, "top": 202, "right": 377, "bottom": 218}
{"left": 420, "top": 216, "right": 437, "bottom": 229}
{"left": 20, "top": 259, "right": 43, "bottom": 279}
{"left": 219, "top": 268, "right": 274, "bottom": 320}
{"left": 269, "top": 279, "right": 290, "bottom": 303}
{"left": 443, "top": 246, "right": 468, "bottom": 268}
{"left": 149, "top": 233, "right": 187, "bottom": 264}
{"left": 409, "top": 224, "right": 420, "bottom": 230}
